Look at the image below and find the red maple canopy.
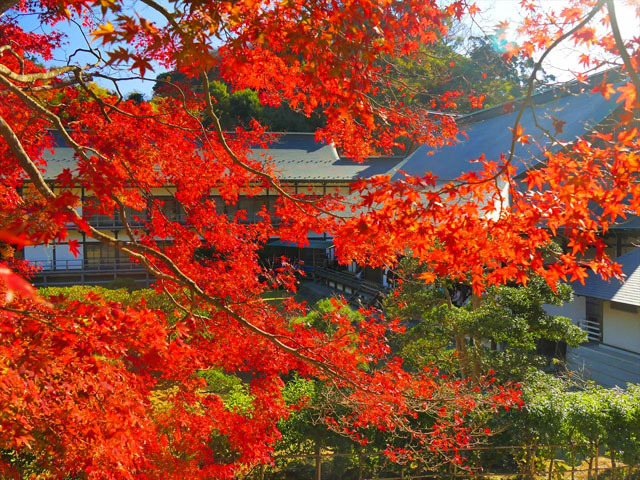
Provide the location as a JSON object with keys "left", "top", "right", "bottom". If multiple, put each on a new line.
{"left": 0, "top": 0, "right": 638, "bottom": 477}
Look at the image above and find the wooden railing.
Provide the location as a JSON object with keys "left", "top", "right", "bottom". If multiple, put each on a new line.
{"left": 580, "top": 318, "right": 602, "bottom": 342}
{"left": 313, "top": 267, "right": 387, "bottom": 306}
{"left": 83, "top": 213, "right": 269, "bottom": 228}
{"left": 85, "top": 214, "right": 186, "bottom": 228}
{"left": 31, "top": 257, "right": 144, "bottom": 273}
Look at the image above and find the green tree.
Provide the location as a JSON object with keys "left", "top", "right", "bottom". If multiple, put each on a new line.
{"left": 153, "top": 72, "right": 321, "bottom": 131}
{"left": 385, "top": 258, "right": 585, "bottom": 382}
{"left": 384, "top": 35, "right": 554, "bottom": 116}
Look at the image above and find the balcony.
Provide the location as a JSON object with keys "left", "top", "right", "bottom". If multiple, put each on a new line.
{"left": 32, "top": 257, "right": 145, "bottom": 273}
{"left": 77, "top": 213, "right": 187, "bottom": 229}
{"left": 579, "top": 317, "right": 602, "bottom": 342}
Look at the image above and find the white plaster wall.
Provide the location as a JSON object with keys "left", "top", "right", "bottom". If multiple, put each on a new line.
{"left": 544, "top": 295, "right": 586, "bottom": 326}
{"left": 485, "top": 177, "right": 510, "bottom": 221}
{"left": 603, "top": 302, "right": 640, "bottom": 353}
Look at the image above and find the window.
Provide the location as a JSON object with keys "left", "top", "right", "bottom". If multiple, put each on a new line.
{"left": 153, "top": 197, "right": 185, "bottom": 222}
{"left": 84, "top": 243, "right": 118, "bottom": 269}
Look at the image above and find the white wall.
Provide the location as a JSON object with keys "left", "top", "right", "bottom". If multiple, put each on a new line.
{"left": 603, "top": 302, "right": 640, "bottom": 353}
{"left": 544, "top": 295, "right": 586, "bottom": 326}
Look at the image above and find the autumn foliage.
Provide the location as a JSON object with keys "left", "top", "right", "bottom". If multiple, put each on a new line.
{"left": 0, "top": 0, "right": 639, "bottom": 477}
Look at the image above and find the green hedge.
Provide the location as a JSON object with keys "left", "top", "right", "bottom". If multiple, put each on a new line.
{"left": 38, "top": 285, "right": 175, "bottom": 314}
{"left": 479, "top": 373, "right": 640, "bottom": 476}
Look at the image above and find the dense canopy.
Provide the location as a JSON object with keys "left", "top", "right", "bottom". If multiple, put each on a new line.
{"left": 0, "top": 0, "right": 639, "bottom": 477}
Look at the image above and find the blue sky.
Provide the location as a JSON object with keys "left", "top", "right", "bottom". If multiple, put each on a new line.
{"left": 16, "top": 3, "right": 166, "bottom": 97}
{"left": 15, "top": 0, "right": 638, "bottom": 98}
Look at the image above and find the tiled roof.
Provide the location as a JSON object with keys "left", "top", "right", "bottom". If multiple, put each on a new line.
{"left": 250, "top": 134, "right": 404, "bottom": 181}
{"left": 574, "top": 248, "right": 640, "bottom": 306}
{"left": 40, "top": 71, "right": 622, "bottom": 183}
{"left": 41, "top": 132, "right": 405, "bottom": 182}
{"left": 390, "top": 71, "right": 622, "bottom": 181}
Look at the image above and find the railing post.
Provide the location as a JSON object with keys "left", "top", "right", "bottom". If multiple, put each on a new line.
{"left": 358, "top": 450, "right": 364, "bottom": 480}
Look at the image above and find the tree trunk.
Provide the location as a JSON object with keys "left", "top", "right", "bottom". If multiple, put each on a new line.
{"left": 469, "top": 295, "right": 483, "bottom": 383}
{"left": 525, "top": 443, "right": 538, "bottom": 480}
{"left": 455, "top": 332, "right": 470, "bottom": 380}
{"left": 610, "top": 449, "right": 616, "bottom": 479}
{"left": 548, "top": 447, "right": 556, "bottom": 480}
{"left": 471, "top": 337, "right": 483, "bottom": 382}
{"left": 315, "top": 441, "right": 322, "bottom": 480}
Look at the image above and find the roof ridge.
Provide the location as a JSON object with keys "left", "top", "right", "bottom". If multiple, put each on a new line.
{"left": 457, "top": 67, "right": 622, "bottom": 124}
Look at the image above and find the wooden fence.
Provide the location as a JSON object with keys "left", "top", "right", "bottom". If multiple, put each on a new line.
{"left": 244, "top": 443, "right": 640, "bottom": 480}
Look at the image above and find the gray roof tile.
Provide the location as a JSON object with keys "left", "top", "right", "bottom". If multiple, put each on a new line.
{"left": 574, "top": 248, "right": 640, "bottom": 306}
{"left": 390, "top": 74, "right": 622, "bottom": 180}
{"left": 39, "top": 71, "right": 622, "bottom": 183}
{"left": 41, "top": 133, "right": 405, "bottom": 182}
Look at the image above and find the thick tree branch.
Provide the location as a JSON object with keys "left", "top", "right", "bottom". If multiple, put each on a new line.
{"left": 606, "top": 0, "right": 640, "bottom": 100}
{"left": 0, "top": 62, "right": 81, "bottom": 83}
{"left": 0, "top": 115, "right": 56, "bottom": 201}
{"left": 0, "top": 0, "right": 18, "bottom": 15}
{"left": 0, "top": 108, "right": 357, "bottom": 384}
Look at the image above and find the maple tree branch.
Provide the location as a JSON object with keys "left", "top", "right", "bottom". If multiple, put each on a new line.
{"left": 0, "top": 47, "right": 175, "bottom": 129}
{"left": 0, "top": 44, "right": 24, "bottom": 74}
{"left": 200, "top": 70, "right": 345, "bottom": 220}
{"left": 75, "top": 70, "right": 112, "bottom": 123}
{"left": 0, "top": 305, "right": 80, "bottom": 335}
{"left": 1, "top": 109, "right": 356, "bottom": 382}
{"left": 433, "top": 0, "right": 607, "bottom": 198}
{"left": 0, "top": 0, "right": 18, "bottom": 14}
{"left": 72, "top": 73, "right": 198, "bottom": 131}
{"left": 2, "top": 76, "right": 289, "bottom": 348}
{"left": 0, "top": 61, "right": 84, "bottom": 84}
{"left": 605, "top": 0, "right": 640, "bottom": 97}
{"left": 139, "top": 0, "right": 181, "bottom": 30}
{"left": 0, "top": 114, "right": 56, "bottom": 201}
{"left": 504, "top": 0, "right": 606, "bottom": 166}
{"left": 0, "top": 72, "right": 108, "bottom": 164}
